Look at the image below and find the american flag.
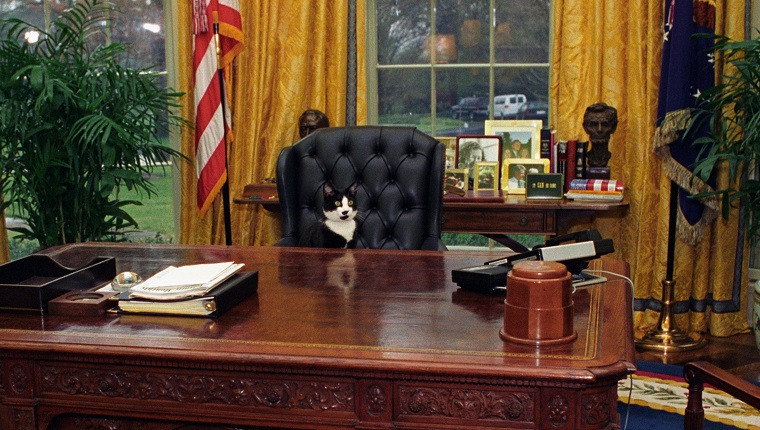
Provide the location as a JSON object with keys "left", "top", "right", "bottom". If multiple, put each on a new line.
{"left": 193, "top": 0, "right": 244, "bottom": 217}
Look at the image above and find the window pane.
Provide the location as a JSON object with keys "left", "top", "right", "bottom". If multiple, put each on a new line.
{"left": 436, "top": 0, "right": 490, "bottom": 64}
{"left": 495, "top": 67, "right": 548, "bottom": 100}
{"left": 494, "top": 67, "right": 549, "bottom": 124}
{"left": 494, "top": 0, "right": 550, "bottom": 64}
{"left": 111, "top": 0, "right": 165, "bottom": 70}
{"left": 436, "top": 68, "right": 489, "bottom": 136}
{"left": 0, "top": 1, "right": 46, "bottom": 29}
{"left": 376, "top": 0, "right": 430, "bottom": 65}
{"left": 378, "top": 69, "right": 432, "bottom": 132}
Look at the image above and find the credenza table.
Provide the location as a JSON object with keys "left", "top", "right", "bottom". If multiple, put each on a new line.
{"left": 235, "top": 186, "right": 628, "bottom": 250}
{"left": 0, "top": 243, "right": 634, "bottom": 430}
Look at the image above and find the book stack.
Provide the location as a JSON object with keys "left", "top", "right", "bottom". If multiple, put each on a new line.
{"left": 565, "top": 179, "right": 624, "bottom": 202}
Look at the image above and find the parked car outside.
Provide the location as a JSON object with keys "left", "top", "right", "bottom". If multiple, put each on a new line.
{"left": 517, "top": 101, "right": 549, "bottom": 123}
{"left": 492, "top": 94, "right": 526, "bottom": 119}
{"left": 451, "top": 96, "right": 489, "bottom": 120}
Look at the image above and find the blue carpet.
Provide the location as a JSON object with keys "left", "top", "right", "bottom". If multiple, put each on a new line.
{"left": 635, "top": 360, "right": 683, "bottom": 377}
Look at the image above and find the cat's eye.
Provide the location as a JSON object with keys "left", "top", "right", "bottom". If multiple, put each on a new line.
{"left": 348, "top": 200, "right": 354, "bottom": 205}
{"left": 334, "top": 201, "right": 341, "bottom": 207}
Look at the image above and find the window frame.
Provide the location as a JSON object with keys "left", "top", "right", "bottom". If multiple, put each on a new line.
{"left": 365, "top": 0, "right": 552, "bottom": 135}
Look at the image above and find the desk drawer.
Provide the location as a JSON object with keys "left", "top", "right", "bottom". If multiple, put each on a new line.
{"left": 442, "top": 208, "right": 555, "bottom": 234}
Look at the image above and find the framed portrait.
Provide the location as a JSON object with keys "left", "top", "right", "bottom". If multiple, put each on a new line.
{"left": 502, "top": 158, "right": 550, "bottom": 194}
{"left": 444, "top": 168, "right": 469, "bottom": 191}
{"left": 474, "top": 162, "right": 498, "bottom": 191}
{"left": 484, "top": 120, "right": 542, "bottom": 161}
{"left": 437, "top": 136, "right": 458, "bottom": 170}
{"left": 455, "top": 135, "right": 502, "bottom": 186}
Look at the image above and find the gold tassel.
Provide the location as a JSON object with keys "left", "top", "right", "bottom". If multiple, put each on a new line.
{"left": 653, "top": 108, "right": 720, "bottom": 246}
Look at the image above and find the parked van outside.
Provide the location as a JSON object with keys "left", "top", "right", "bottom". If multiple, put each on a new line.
{"left": 492, "top": 94, "right": 527, "bottom": 119}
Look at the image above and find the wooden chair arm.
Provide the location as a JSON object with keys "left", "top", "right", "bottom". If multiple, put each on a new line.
{"left": 683, "top": 361, "right": 760, "bottom": 430}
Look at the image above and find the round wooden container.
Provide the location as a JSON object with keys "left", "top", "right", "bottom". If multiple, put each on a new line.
{"left": 500, "top": 260, "right": 577, "bottom": 346}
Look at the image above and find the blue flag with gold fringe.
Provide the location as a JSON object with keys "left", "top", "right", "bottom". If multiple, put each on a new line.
{"left": 653, "top": 0, "right": 719, "bottom": 245}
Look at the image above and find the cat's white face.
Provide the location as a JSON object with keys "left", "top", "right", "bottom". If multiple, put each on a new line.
{"left": 324, "top": 195, "right": 357, "bottom": 222}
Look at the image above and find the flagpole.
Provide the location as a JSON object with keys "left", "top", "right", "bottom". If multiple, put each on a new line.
{"left": 635, "top": 181, "right": 706, "bottom": 352}
{"left": 213, "top": 12, "right": 233, "bottom": 246}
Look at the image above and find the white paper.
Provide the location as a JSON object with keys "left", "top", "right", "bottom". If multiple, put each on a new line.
{"left": 128, "top": 262, "right": 244, "bottom": 300}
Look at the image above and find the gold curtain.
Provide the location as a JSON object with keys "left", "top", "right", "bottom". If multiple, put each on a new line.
{"left": 551, "top": 0, "right": 747, "bottom": 337}
{"left": 176, "top": 1, "right": 367, "bottom": 247}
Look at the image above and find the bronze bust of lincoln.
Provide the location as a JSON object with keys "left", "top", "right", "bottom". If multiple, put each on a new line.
{"left": 582, "top": 103, "right": 618, "bottom": 168}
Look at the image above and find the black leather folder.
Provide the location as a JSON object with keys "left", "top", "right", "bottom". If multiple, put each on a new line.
{"left": 114, "top": 271, "right": 259, "bottom": 317}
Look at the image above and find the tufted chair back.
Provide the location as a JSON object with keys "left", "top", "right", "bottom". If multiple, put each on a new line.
{"left": 274, "top": 126, "right": 446, "bottom": 250}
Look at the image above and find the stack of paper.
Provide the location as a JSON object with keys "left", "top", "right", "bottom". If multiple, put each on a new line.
{"left": 128, "top": 262, "right": 244, "bottom": 301}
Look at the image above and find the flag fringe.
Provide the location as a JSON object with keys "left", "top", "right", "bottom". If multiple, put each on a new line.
{"left": 199, "top": 171, "right": 228, "bottom": 219}
{"left": 653, "top": 108, "right": 720, "bottom": 246}
{"left": 694, "top": 0, "right": 716, "bottom": 30}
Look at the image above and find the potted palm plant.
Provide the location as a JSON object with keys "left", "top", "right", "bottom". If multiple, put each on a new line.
{"left": 689, "top": 35, "right": 760, "bottom": 237}
{"left": 0, "top": 0, "right": 187, "bottom": 249}
{"left": 685, "top": 34, "right": 760, "bottom": 348}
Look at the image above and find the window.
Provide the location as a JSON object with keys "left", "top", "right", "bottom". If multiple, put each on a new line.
{"left": 367, "top": 0, "right": 551, "bottom": 136}
{"left": 1, "top": 0, "right": 172, "bottom": 258}
{"left": 0, "top": 0, "right": 166, "bottom": 70}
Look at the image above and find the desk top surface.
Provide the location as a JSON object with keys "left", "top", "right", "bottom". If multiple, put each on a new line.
{"left": 1, "top": 244, "right": 634, "bottom": 382}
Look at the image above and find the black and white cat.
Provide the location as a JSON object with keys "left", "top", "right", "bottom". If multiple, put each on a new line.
{"left": 300, "top": 181, "right": 359, "bottom": 248}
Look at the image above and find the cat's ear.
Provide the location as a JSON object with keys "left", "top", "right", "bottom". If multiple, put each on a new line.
{"left": 323, "top": 181, "right": 335, "bottom": 195}
{"left": 348, "top": 182, "right": 358, "bottom": 195}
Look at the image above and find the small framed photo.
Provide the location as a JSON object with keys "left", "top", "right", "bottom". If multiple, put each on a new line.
{"left": 437, "top": 136, "right": 457, "bottom": 170}
{"left": 444, "top": 168, "right": 469, "bottom": 191}
{"left": 455, "top": 135, "right": 502, "bottom": 184}
{"left": 474, "top": 162, "right": 498, "bottom": 191}
{"left": 502, "top": 158, "right": 550, "bottom": 194}
{"left": 484, "top": 120, "right": 542, "bottom": 161}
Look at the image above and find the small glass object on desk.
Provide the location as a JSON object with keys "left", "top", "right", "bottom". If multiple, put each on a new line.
{"left": 110, "top": 271, "right": 142, "bottom": 292}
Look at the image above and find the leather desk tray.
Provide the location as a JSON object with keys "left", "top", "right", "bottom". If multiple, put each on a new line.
{"left": 0, "top": 255, "right": 116, "bottom": 314}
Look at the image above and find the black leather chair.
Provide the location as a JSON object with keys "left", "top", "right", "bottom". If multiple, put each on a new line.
{"left": 274, "top": 126, "right": 446, "bottom": 250}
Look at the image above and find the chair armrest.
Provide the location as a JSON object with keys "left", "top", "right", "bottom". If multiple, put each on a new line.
{"left": 683, "top": 361, "right": 760, "bottom": 430}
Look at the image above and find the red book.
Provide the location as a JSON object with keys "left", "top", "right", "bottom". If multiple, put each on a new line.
{"left": 564, "top": 140, "right": 577, "bottom": 191}
{"left": 568, "top": 179, "right": 624, "bottom": 192}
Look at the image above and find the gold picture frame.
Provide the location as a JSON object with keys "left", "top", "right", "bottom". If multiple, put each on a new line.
{"left": 474, "top": 162, "right": 498, "bottom": 191}
{"left": 444, "top": 168, "right": 469, "bottom": 191}
{"left": 437, "top": 136, "right": 458, "bottom": 170}
{"left": 502, "top": 158, "right": 550, "bottom": 194}
{"left": 485, "top": 120, "right": 542, "bottom": 161}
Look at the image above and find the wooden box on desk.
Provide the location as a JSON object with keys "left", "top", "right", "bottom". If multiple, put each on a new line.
{"left": 0, "top": 255, "right": 116, "bottom": 313}
{"left": 242, "top": 183, "right": 278, "bottom": 201}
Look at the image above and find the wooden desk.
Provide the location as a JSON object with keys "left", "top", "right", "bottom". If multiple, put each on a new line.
{"left": 0, "top": 244, "right": 634, "bottom": 430}
{"left": 236, "top": 186, "right": 628, "bottom": 250}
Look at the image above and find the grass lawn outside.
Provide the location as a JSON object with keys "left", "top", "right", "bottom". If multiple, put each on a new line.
{"left": 8, "top": 166, "right": 177, "bottom": 260}
{"left": 119, "top": 167, "right": 176, "bottom": 242}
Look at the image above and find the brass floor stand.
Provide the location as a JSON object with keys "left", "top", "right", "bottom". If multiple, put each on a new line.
{"left": 635, "top": 279, "right": 707, "bottom": 353}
